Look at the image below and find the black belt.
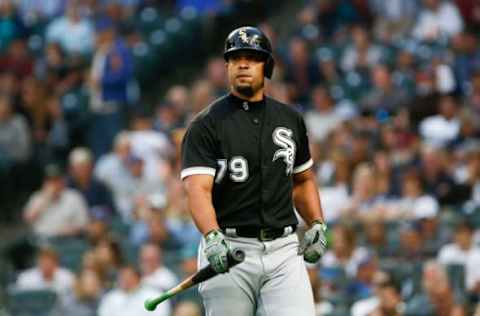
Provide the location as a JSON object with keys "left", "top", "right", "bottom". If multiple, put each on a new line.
{"left": 222, "top": 225, "right": 296, "bottom": 241}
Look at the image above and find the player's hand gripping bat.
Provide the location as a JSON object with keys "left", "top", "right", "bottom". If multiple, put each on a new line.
{"left": 144, "top": 248, "right": 245, "bottom": 311}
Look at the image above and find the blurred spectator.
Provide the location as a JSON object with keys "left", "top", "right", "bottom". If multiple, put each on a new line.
{"left": 139, "top": 243, "right": 178, "bottom": 292}
{"left": 420, "top": 94, "right": 461, "bottom": 147}
{"left": 36, "top": 43, "right": 68, "bottom": 89}
{"left": 284, "top": 37, "right": 316, "bottom": 102}
{"left": 189, "top": 79, "right": 215, "bottom": 116}
{"left": 368, "top": 0, "right": 418, "bottom": 42}
{"left": 94, "top": 131, "right": 132, "bottom": 216}
{"left": 412, "top": 0, "right": 464, "bottom": 42}
{"left": 451, "top": 31, "right": 480, "bottom": 94}
{"left": 88, "top": 17, "right": 133, "bottom": 158}
{"left": 17, "top": 0, "right": 66, "bottom": 23}
{"left": 17, "top": 76, "right": 47, "bottom": 131}
{"left": 380, "top": 169, "right": 439, "bottom": 221}
{"left": 0, "top": 94, "right": 31, "bottom": 169}
{"left": 405, "top": 261, "right": 466, "bottom": 316}
{"left": 176, "top": 0, "right": 226, "bottom": 15}
{"left": 33, "top": 96, "right": 69, "bottom": 165}
{"left": 166, "top": 85, "right": 190, "bottom": 121}
{"left": 371, "top": 148, "right": 400, "bottom": 197}
{"left": 67, "top": 147, "right": 115, "bottom": 221}
{"left": 438, "top": 221, "right": 480, "bottom": 294}
{"left": 153, "top": 100, "right": 185, "bottom": 136}
{"left": 86, "top": 220, "right": 109, "bottom": 245}
{"left": 347, "top": 254, "right": 381, "bottom": 301}
{"left": 417, "top": 144, "right": 470, "bottom": 204}
{"left": 300, "top": 0, "right": 362, "bottom": 40}
{"left": 23, "top": 163, "right": 89, "bottom": 238}
{"left": 341, "top": 24, "right": 384, "bottom": 72}
{"left": 98, "top": 265, "right": 171, "bottom": 316}
{"left": 341, "top": 163, "right": 384, "bottom": 221}
{"left": 304, "top": 85, "right": 345, "bottom": 142}
{"left": 360, "top": 64, "right": 409, "bottom": 113}
{"left": 368, "top": 279, "right": 405, "bottom": 316}
{"left": 119, "top": 154, "right": 167, "bottom": 222}
{"left": 205, "top": 57, "right": 227, "bottom": 97}
{"left": 397, "top": 222, "right": 428, "bottom": 262}
{"left": 317, "top": 149, "right": 351, "bottom": 223}
{"left": 96, "top": 137, "right": 166, "bottom": 222}
{"left": 463, "top": 149, "right": 480, "bottom": 213}
{"left": 93, "top": 237, "right": 123, "bottom": 287}
{"left": 128, "top": 110, "right": 173, "bottom": 181}
{"left": 57, "top": 268, "right": 105, "bottom": 316}
{"left": 172, "top": 301, "right": 202, "bottom": 316}
{"left": 46, "top": 0, "right": 94, "bottom": 56}
{"left": 0, "top": 39, "right": 33, "bottom": 79}
{"left": 16, "top": 247, "right": 75, "bottom": 296}
{"left": 362, "top": 220, "right": 395, "bottom": 259}
{"left": 306, "top": 267, "right": 334, "bottom": 316}
{"left": 0, "top": 0, "right": 27, "bottom": 52}
{"left": 465, "top": 71, "right": 480, "bottom": 123}
{"left": 164, "top": 178, "right": 201, "bottom": 249}
{"left": 351, "top": 271, "right": 394, "bottom": 316}
{"left": 321, "top": 224, "right": 370, "bottom": 278}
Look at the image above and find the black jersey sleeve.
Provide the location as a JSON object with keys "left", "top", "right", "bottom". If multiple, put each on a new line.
{"left": 293, "top": 114, "right": 313, "bottom": 174}
{"left": 180, "top": 118, "right": 218, "bottom": 180}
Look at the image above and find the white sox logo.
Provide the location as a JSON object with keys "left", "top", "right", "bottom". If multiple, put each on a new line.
{"left": 272, "top": 127, "right": 296, "bottom": 175}
{"left": 239, "top": 28, "right": 260, "bottom": 46}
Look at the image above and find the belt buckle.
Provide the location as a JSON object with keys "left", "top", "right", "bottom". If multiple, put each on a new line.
{"left": 259, "top": 228, "right": 275, "bottom": 241}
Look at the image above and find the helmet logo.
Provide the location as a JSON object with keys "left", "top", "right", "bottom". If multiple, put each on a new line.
{"left": 239, "top": 28, "right": 260, "bottom": 46}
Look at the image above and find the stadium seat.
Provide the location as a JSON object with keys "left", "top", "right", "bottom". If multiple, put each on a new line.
{"left": 6, "top": 289, "right": 57, "bottom": 316}
{"left": 47, "top": 237, "right": 89, "bottom": 272}
{"left": 446, "top": 264, "right": 465, "bottom": 295}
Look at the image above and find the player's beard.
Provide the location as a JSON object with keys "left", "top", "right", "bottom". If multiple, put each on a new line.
{"left": 234, "top": 77, "right": 264, "bottom": 98}
{"left": 236, "top": 85, "right": 254, "bottom": 97}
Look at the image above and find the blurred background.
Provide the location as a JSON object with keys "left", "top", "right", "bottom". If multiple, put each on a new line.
{"left": 1, "top": 0, "right": 480, "bottom": 315}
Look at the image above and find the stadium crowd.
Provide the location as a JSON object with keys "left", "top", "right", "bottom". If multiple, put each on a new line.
{"left": 2, "top": 0, "right": 480, "bottom": 315}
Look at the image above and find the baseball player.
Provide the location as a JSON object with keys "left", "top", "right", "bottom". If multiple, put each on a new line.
{"left": 181, "top": 26, "right": 328, "bottom": 315}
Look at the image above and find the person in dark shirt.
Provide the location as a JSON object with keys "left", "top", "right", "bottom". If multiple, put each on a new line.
{"left": 180, "top": 26, "right": 328, "bottom": 316}
{"left": 67, "top": 147, "right": 115, "bottom": 221}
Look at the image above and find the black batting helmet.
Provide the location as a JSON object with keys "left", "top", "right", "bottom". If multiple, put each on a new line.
{"left": 224, "top": 26, "right": 275, "bottom": 79}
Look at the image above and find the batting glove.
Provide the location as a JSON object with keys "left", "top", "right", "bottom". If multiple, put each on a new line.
{"left": 298, "top": 221, "right": 328, "bottom": 263}
{"left": 204, "top": 229, "right": 231, "bottom": 273}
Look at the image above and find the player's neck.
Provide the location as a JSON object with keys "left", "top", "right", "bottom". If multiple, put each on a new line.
{"left": 231, "top": 88, "right": 264, "bottom": 102}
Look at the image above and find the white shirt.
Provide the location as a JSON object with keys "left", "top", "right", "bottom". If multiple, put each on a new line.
{"left": 319, "top": 185, "right": 349, "bottom": 223}
{"left": 304, "top": 110, "right": 344, "bottom": 142}
{"left": 351, "top": 296, "right": 380, "bottom": 316}
{"left": 438, "top": 243, "right": 480, "bottom": 290}
{"left": 321, "top": 247, "right": 370, "bottom": 277}
{"left": 24, "top": 189, "right": 90, "bottom": 237}
{"left": 413, "top": 1, "right": 463, "bottom": 40}
{"left": 129, "top": 130, "right": 173, "bottom": 181}
{"left": 419, "top": 115, "right": 460, "bottom": 147}
{"left": 16, "top": 267, "right": 75, "bottom": 295}
{"left": 393, "top": 195, "right": 439, "bottom": 219}
{"left": 98, "top": 286, "right": 171, "bottom": 316}
{"left": 412, "top": 2, "right": 464, "bottom": 40}
{"left": 141, "top": 267, "right": 179, "bottom": 292}
{"left": 46, "top": 17, "right": 94, "bottom": 55}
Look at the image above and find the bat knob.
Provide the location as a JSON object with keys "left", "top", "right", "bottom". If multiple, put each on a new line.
{"left": 144, "top": 299, "right": 157, "bottom": 311}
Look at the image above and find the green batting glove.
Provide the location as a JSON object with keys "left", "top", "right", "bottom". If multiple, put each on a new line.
{"left": 298, "top": 221, "right": 328, "bottom": 264}
{"left": 204, "top": 229, "right": 231, "bottom": 273}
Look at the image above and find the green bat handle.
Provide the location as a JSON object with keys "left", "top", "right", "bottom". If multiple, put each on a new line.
{"left": 144, "top": 292, "right": 174, "bottom": 311}
{"left": 144, "top": 249, "right": 245, "bottom": 311}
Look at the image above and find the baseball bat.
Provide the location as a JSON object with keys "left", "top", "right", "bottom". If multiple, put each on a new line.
{"left": 144, "top": 248, "right": 245, "bottom": 311}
